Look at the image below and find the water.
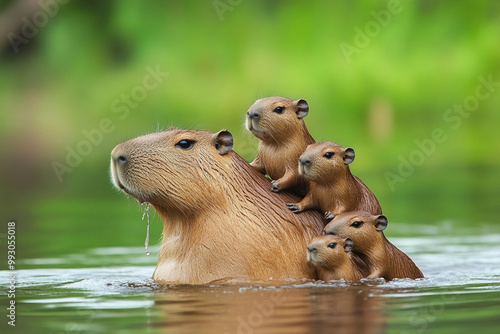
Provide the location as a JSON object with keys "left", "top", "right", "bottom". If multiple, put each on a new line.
{"left": 141, "top": 203, "right": 151, "bottom": 256}
{"left": 2, "top": 228, "right": 499, "bottom": 334}
{"left": 2, "top": 165, "right": 499, "bottom": 333}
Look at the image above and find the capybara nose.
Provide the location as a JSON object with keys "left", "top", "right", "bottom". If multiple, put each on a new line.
{"left": 300, "top": 158, "right": 311, "bottom": 166}
{"left": 247, "top": 111, "right": 260, "bottom": 119}
{"left": 307, "top": 247, "right": 317, "bottom": 253}
{"left": 116, "top": 154, "right": 127, "bottom": 165}
{"left": 111, "top": 146, "right": 128, "bottom": 166}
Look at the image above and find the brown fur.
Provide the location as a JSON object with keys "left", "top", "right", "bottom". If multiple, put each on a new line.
{"left": 110, "top": 128, "right": 324, "bottom": 284}
{"left": 307, "top": 235, "right": 369, "bottom": 281}
{"left": 323, "top": 211, "right": 424, "bottom": 280}
{"left": 246, "top": 96, "right": 315, "bottom": 194}
{"left": 287, "top": 142, "right": 382, "bottom": 217}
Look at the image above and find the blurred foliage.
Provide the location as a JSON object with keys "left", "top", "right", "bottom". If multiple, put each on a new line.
{"left": 0, "top": 0, "right": 500, "bottom": 256}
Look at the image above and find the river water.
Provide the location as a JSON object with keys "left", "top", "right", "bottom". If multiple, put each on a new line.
{"left": 2, "top": 222, "right": 499, "bottom": 334}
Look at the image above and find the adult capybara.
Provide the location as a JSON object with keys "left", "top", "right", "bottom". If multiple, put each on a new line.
{"left": 111, "top": 128, "right": 324, "bottom": 284}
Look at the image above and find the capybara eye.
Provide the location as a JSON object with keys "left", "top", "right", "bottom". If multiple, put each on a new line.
{"left": 175, "top": 139, "right": 195, "bottom": 150}
{"left": 350, "top": 221, "right": 363, "bottom": 228}
{"left": 327, "top": 243, "right": 337, "bottom": 249}
{"left": 273, "top": 106, "right": 285, "bottom": 114}
{"left": 323, "top": 152, "right": 334, "bottom": 159}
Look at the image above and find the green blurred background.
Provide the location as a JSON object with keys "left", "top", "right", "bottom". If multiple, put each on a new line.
{"left": 0, "top": 0, "right": 499, "bottom": 261}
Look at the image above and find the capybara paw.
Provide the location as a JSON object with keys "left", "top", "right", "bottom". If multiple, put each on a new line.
{"left": 270, "top": 180, "right": 280, "bottom": 192}
{"left": 324, "top": 212, "right": 336, "bottom": 221}
{"left": 286, "top": 203, "right": 302, "bottom": 214}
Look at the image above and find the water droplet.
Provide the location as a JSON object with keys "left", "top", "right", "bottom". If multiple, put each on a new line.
{"left": 142, "top": 202, "right": 150, "bottom": 256}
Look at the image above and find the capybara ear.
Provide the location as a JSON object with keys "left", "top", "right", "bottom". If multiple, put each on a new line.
{"left": 344, "top": 238, "right": 354, "bottom": 252}
{"left": 295, "top": 99, "right": 309, "bottom": 119}
{"left": 214, "top": 130, "right": 233, "bottom": 155}
{"left": 374, "top": 215, "right": 388, "bottom": 231}
{"left": 343, "top": 148, "right": 355, "bottom": 165}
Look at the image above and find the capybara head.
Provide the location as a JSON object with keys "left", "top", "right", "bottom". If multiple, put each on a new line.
{"left": 298, "top": 142, "right": 355, "bottom": 183}
{"left": 110, "top": 129, "right": 234, "bottom": 213}
{"left": 323, "top": 211, "right": 388, "bottom": 252}
{"left": 307, "top": 235, "right": 354, "bottom": 269}
{"left": 246, "top": 96, "right": 309, "bottom": 142}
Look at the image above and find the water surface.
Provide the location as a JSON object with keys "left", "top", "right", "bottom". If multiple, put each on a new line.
{"left": 2, "top": 226, "right": 499, "bottom": 334}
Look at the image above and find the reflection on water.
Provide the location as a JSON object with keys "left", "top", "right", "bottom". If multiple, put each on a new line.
{"left": 152, "top": 283, "right": 388, "bottom": 334}
{"left": 1, "top": 230, "right": 499, "bottom": 333}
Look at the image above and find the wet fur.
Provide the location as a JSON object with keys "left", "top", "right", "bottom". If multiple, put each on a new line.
{"left": 111, "top": 129, "right": 324, "bottom": 284}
